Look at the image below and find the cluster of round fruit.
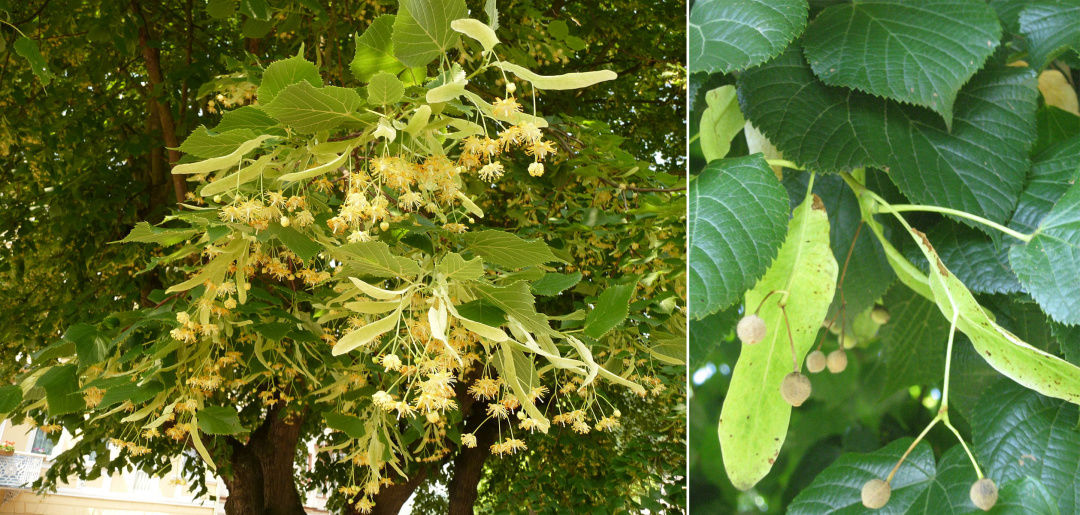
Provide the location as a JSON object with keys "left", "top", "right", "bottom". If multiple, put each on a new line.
{"left": 861, "top": 476, "right": 997, "bottom": 511}
{"left": 734, "top": 307, "right": 871, "bottom": 408}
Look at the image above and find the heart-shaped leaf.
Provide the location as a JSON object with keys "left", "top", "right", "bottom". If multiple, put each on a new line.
{"left": 1018, "top": 0, "right": 1080, "bottom": 70}
{"left": 1010, "top": 181, "right": 1080, "bottom": 324}
{"left": 739, "top": 47, "right": 1038, "bottom": 226}
{"left": 802, "top": 0, "right": 1000, "bottom": 126}
{"left": 689, "top": 154, "right": 790, "bottom": 319}
{"left": 688, "top": 0, "right": 808, "bottom": 74}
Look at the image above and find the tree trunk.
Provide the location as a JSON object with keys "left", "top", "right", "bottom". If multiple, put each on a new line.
{"left": 221, "top": 407, "right": 307, "bottom": 515}
{"left": 251, "top": 409, "right": 307, "bottom": 514}
{"left": 223, "top": 440, "right": 265, "bottom": 515}
{"left": 367, "top": 466, "right": 430, "bottom": 515}
{"left": 447, "top": 416, "right": 498, "bottom": 515}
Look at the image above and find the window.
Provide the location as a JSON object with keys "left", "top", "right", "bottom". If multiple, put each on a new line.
{"left": 31, "top": 429, "right": 56, "bottom": 455}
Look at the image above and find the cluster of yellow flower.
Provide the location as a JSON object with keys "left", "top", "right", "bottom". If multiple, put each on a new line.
{"left": 489, "top": 437, "right": 527, "bottom": 456}
{"left": 82, "top": 386, "right": 105, "bottom": 408}
{"left": 108, "top": 438, "right": 151, "bottom": 456}
{"left": 458, "top": 109, "right": 556, "bottom": 181}
{"left": 219, "top": 194, "right": 313, "bottom": 232}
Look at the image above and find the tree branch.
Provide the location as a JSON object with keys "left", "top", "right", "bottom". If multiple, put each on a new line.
{"left": 132, "top": 0, "right": 188, "bottom": 204}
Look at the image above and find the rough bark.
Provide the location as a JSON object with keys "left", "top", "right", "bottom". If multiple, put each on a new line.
{"left": 366, "top": 466, "right": 430, "bottom": 515}
{"left": 223, "top": 439, "right": 265, "bottom": 515}
{"left": 221, "top": 407, "right": 307, "bottom": 515}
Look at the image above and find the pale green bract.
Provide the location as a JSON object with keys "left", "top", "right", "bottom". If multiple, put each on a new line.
{"left": 489, "top": 61, "right": 617, "bottom": 90}
{"left": 451, "top": 18, "right": 499, "bottom": 52}
{"left": 697, "top": 85, "right": 743, "bottom": 162}
{"left": 718, "top": 192, "right": 837, "bottom": 490}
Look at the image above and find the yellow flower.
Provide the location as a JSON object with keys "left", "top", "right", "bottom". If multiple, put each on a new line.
{"left": 486, "top": 403, "right": 509, "bottom": 419}
{"left": 381, "top": 354, "right": 402, "bottom": 371}
{"left": 398, "top": 190, "right": 423, "bottom": 210}
{"left": 492, "top": 96, "right": 521, "bottom": 118}
{"left": 528, "top": 162, "right": 544, "bottom": 177}
{"left": 461, "top": 433, "right": 477, "bottom": 448}
{"left": 468, "top": 377, "right": 500, "bottom": 400}
{"left": 478, "top": 162, "right": 504, "bottom": 181}
{"left": 526, "top": 140, "right": 557, "bottom": 160}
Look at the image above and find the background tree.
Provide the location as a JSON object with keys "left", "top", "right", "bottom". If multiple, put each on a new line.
{"left": 0, "top": 0, "right": 685, "bottom": 513}
{"left": 688, "top": 0, "right": 1080, "bottom": 512}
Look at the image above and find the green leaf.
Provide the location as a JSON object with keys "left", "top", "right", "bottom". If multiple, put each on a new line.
{"left": 789, "top": 439, "right": 979, "bottom": 513}
{"left": 719, "top": 193, "right": 838, "bottom": 490}
{"left": 462, "top": 230, "right": 562, "bottom": 269}
{"left": 117, "top": 222, "right": 199, "bottom": 245}
{"left": 1010, "top": 182, "right": 1080, "bottom": 324}
{"left": 990, "top": 0, "right": 1028, "bottom": 33}
{"left": 879, "top": 285, "right": 949, "bottom": 395}
{"left": 740, "top": 48, "right": 1038, "bottom": 226}
{"left": 454, "top": 299, "right": 507, "bottom": 327}
{"left": 196, "top": 405, "right": 244, "bottom": 435}
{"left": 324, "top": 412, "right": 367, "bottom": 438}
{"left": 973, "top": 381, "right": 1080, "bottom": 514}
{"left": 256, "top": 53, "right": 323, "bottom": 104}
{"left": 466, "top": 282, "right": 553, "bottom": 337}
{"left": 213, "top": 106, "right": 281, "bottom": 134}
{"left": 802, "top": 0, "right": 1001, "bottom": 126}
{"left": 14, "top": 36, "right": 54, "bottom": 85}
{"left": 1010, "top": 135, "right": 1080, "bottom": 234}
{"left": 336, "top": 241, "right": 422, "bottom": 278}
{"left": 98, "top": 380, "right": 163, "bottom": 409}
{"left": 1034, "top": 105, "right": 1080, "bottom": 156}
{"left": 38, "top": 365, "right": 85, "bottom": 416}
{"left": 688, "top": 0, "right": 808, "bottom": 74}
{"left": 266, "top": 225, "right": 321, "bottom": 261}
{"left": 206, "top": 0, "right": 237, "bottom": 19}
{"left": 434, "top": 253, "right": 484, "bottom": 282}
{"left": 351, "top": 15, "right": 405, "bottom": 82}
{"left": 367, "top": 71, "right": 405, "bottom": 105}
{"left": 1052, "top": 322, "right": 1080, "bottom": 366}
{"left": 64, "top": 323, "right": 108, "bottom": 366}
{"left": 393, "top": 0, "right": 467, "bottom": 68}
{"left": 240, "top": 0, "right": 271, "bottom": 20}
{"left": 263, "top": 82, "right": 364, "bottom": 134}
{"left": 548, "top": 20, "right": 569, "bottom": 40}
{"left": 179, "top": 127, "right": 258, "bottom": 159}
{"left": 698, "top": 85, "right": 744, "bottom": 162}
{"left": 1018, "top": 0, "right": 1080, "bottom": 70}
{"left": 689, "top": 154, "right": 789, "bottom": 319}
{"left": 583, "top": 282, "right": 636, "bottom": 339}
{"left": 0, "top": 385, "right": 23, "bottom": 414}
{"left": 689, "top": 307, "right": 737, "bottom": 370}
{"left": 530, "top": 272, "right": 582, "bottom": 296}
{"left": 241, "top": 18, "right": 275, "bottom": 38}
{"left": 994, "top": 477, "right": 1060, "bottom": 515}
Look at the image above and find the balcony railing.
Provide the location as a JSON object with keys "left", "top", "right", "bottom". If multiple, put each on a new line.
{"left": 0, "top": 452, "right": 45, "bottom": 506}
